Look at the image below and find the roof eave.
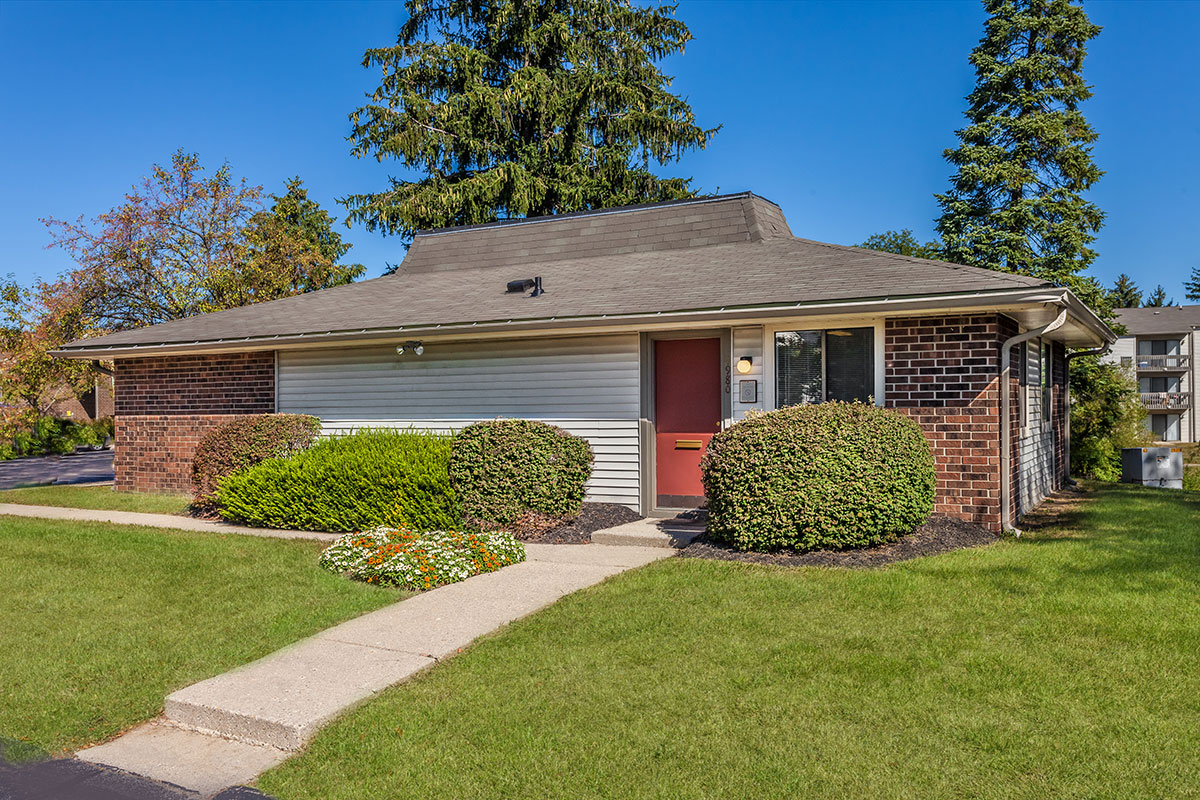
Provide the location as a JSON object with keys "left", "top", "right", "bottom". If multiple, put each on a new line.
{"left": 52, "top": 285, "right": 1110, "bottom": 360}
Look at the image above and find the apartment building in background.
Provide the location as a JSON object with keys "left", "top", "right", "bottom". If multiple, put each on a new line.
{"left": 1108, "top": 305, "right": 1200, "bottom": 443}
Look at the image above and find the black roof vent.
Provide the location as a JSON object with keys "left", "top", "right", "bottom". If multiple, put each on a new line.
{"left": 506, "top": 277, "right": 545, "bottom": 297}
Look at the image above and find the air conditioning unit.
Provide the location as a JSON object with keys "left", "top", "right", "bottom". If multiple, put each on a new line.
{"left": 1121, "top": 447, "right": 1184, "bottom": 489}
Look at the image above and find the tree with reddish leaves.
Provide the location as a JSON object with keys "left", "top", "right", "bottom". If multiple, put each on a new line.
{"left": 1, "top": 152, "right": 362, "bottom": 445}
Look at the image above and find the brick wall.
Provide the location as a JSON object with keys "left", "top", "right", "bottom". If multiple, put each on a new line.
{"left": 884, "top": 314, "right": 1018, "bottom": 529}
{"left": 114, "top": 352, "right": 275, "bottom": 416}
{"left": 114, "top": 352, "right": 275, "bottom": 493}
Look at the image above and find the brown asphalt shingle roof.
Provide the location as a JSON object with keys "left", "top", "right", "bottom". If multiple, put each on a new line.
{"left": 59, "top": 193, "right": 1050, "bottom": 352}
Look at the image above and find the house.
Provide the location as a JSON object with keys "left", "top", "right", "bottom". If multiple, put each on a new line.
{"left": 54, "top": 193, "right": 1114, "bottom": 530}
{"left": 0, "top": 352, "right": 113, "bottom": 423}
{"left": 1106, "top": 305, "right": 1200, "bottom": 443}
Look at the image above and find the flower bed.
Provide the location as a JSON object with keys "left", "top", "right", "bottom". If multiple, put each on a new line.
{"left": 318, "top": 528, "right": 526, "bottom": 590}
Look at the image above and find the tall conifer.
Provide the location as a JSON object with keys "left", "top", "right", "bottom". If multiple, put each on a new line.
{"left": 344, "top": 0, "right": 716, "bottom": 241}
{"left": 936, "top": 0, "right": 1104, "bottom": 305}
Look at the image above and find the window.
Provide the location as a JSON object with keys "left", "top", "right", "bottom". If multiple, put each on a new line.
{"left": 1138, "top": 339, "right": 1181, "bottom": 356}
{"left": 775, "top": 327, "right": 874, "bottom": 407}
{"left": 1149, "top": 413, "right": 1181, "bottom": 442}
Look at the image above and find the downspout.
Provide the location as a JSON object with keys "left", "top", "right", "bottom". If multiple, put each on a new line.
{"left": 1000, "top": 306, "right": 1068, "bottom": 535}
{"left": 1063, "top": 343, "right": 1111, "bottom": 485}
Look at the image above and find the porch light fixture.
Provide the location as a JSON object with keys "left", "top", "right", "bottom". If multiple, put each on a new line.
{"left": 396, "top": 340, "right": 425, "bottom": 356}
{"left": 736, "top": 355, "right": 753, "bottom": 374}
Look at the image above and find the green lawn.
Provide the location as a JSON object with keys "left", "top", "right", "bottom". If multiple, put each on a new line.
{"left": 260, "top": 483, "right": 1200, "bottom": 800}
{"left": 0, "top": 517, "right": 403, "bottom": 758}
{"left": 0, "top": 484, "right": 192, "bottom": 515}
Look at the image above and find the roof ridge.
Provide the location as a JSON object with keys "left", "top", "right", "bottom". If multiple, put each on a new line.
{"left": 783, "top": 236, "right": 1051, "bottom": 288}
{"left": 412, "top": 192, "right": 778, "bottom": 238}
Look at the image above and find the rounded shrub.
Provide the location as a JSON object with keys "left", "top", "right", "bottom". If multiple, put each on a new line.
{"left": 449, "top": 419, "right": 594, "bottom": 532}
{"left": 215, "top": 429, "right": 460, "bottom": 532}
{"left": 192, "top": 414, "right": 323, "bottom": 509}
{"left": 701, "top": 401, "right": 935, "bottom": 552}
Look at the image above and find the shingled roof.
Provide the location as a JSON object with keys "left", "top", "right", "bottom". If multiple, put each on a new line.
{"left": 58, "top": 192, "right": 1060, "bottom": 355}
{"left": 1115, "top": 305, "right": 1200, "bottom": 335}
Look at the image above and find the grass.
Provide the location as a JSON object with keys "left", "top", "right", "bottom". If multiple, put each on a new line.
{"left": 0, "top": 517, "right": 404, "bottom": 758}
{"left": 0, "top": 484, "right": 192, "bottom": 515}
{"left": 260, "top": 483, "right": 1200, "bottom": 800}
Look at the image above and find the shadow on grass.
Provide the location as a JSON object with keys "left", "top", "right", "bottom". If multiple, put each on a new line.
{"left": 1012, "top": 482, "right": 1200, "bottom": 591}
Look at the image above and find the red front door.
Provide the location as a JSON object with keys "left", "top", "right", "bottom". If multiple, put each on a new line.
{"left": 654, "top": 337, "right": 722, "bottom": 508}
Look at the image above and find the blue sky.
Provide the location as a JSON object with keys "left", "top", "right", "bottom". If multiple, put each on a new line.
{"left": 1, "top": 0, "right": 1197, "bottom": 300}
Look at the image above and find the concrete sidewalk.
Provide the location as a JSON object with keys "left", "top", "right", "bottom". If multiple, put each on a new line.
{"left": 0, "top": 503, "right": 337, "bottom": 543}
{"left": 75, "top": 542, "right": 671, "bottom": 797}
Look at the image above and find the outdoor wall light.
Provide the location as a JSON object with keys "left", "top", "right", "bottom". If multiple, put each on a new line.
{"left": 736, "top": 355, "right": 754, "bottom": 374}
{"left": 396, "top": 341, "right": 425, "bottom": 356}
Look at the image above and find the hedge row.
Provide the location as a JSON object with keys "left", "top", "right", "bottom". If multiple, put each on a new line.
{"left": 192, "top": 414, "right": 322, "bottom": 509}
{"left": 215, "top": 429, "right": 460, "bottom": 532}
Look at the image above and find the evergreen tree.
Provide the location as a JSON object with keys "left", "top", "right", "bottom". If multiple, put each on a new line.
{"left": 1184, "top": 266, "right": 1200, "bottom": 301}
{"left": 935, "top": 0, "right": 1104, "bottom": 306}
{"left": 857, "top": 229, "right": 941, "bottom": 260}
{"left": 1109, "top": 273, "right": 1141, "bottom": 309}
{"left": 1144, "top": 285, "right": 1173, "bottom": 307}
{"left": 231, "top": 178, "right": 365, "bottom": 306}
{"left": 344, "top": 0, "right": 717, "bottom": 242}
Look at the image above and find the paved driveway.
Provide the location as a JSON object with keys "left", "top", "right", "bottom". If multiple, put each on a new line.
{"left": 0, "top": 450, "right": 114, "bottom": 490}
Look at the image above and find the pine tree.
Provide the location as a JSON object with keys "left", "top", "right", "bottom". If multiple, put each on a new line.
{"left": 935, "top": 0, "right": 1104, "bottom": 305}
{"left": 1184, "top": 266, "right": 1200, "bottom": 301}
{"left": 1144, "top": 285, "right": 1173, "bottom": 307}
{"left": 1109, "top": 273, "right": 1141, "bottom": 309}
{"left": 343, "top": 0, "right": 717, "bottom": 241}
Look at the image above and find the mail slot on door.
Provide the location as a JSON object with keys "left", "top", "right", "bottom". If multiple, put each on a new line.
{"left": 675, "top": 439, "right": 703, "bottom": 450}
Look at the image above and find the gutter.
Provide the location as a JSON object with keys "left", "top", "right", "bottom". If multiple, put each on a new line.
{"left": 52, "top": 286, "right": 1105, "bottom": 360}
{"left": 1000, "top": 306, "right": 1068, "bottom": 535}
{"left": 1062, "top": 343, "right": 1111, "bottom": 485}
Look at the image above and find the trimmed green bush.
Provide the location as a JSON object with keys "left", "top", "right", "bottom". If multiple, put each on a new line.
{"left": 215, "top": 429, "right": 460, "bottom": 532}
{"left": 192, "top": 414, "right": 323, "bottom": 508}
{"left": 701, "top": 402, "right": 935, "bottom": 552}
{"left": 449, "top": 419, "right": 594, "bottom": 532}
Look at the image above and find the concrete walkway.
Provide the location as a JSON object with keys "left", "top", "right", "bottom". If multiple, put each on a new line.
{"left": 592, "top": 515, "right": 705, "bottom": 548}
{"left": 0, "top": 503, "right": 337, "bottom": 543}
{"left": 75, "top": 542, "right": 671, "bottom": 797}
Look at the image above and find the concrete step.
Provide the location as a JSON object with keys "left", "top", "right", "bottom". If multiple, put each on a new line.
{"left": 591, "top": 518, "right": 704, "bottom": 548}
{"left": 76, "top": 721, "right": 289, "bottom": 798}
{"left": 162, "top": 558, "right": 637, "bottom": 751}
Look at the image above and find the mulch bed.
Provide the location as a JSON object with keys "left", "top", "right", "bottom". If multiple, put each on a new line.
{"left": 679, "top": 514, "right": 999, "bottom": 569}
{"left": 517, "top": 502, "right": 644, "bottom": 545}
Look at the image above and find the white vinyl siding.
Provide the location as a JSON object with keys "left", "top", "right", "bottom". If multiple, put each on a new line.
{"left": 1018, "top": 337, "right": 1057, "bottom": 514}
{"left": 731, "top": 326, "right": 765, "bottom": 420}
{"left": 276, "top": 334, "right": 642, "bottom": 509}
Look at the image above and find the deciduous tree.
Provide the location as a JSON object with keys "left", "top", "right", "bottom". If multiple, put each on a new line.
{"left": 343, "top": 0, "right": 717, "bottom": 244}
{"left": 857, "top": 229, "right": 941, "bottom": 260}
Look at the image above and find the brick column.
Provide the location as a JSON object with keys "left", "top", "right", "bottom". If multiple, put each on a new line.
{"left": 113, "top": 352, "right": 276, "bottom": 494}
{"left": 884, "top": 315, "right": 1018, "bottom": 530}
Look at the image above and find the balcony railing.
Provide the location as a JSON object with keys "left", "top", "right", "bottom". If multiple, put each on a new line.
{"left": 1141, "top": 392, "right": 1191, "bottom": 410}
{"left": 1134, "top": 355, "right": 1190, "bottom": 371}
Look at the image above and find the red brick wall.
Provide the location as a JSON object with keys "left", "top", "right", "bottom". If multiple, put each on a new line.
{"left": 115, "top": 415, "right": 252, "bottom": 493}
{"left": 885, "top": 314, "right": 1018, "bottom": 530}
{"left": 113, "top": 352, "right": 275, "bottom": 493}
{"left": 114, "top": 352, "right": 275, "bottom": 416}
